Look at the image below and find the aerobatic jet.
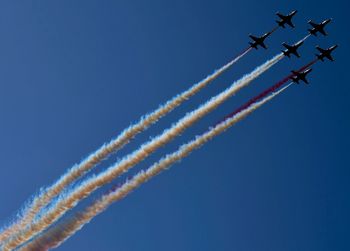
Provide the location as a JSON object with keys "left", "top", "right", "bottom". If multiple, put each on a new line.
{"left": 282, "top": 41, "right": 304, "bottom": 58}
{"left": 249, "top": 32, "right": 271, "bottom": 49}
{"left": 291, "top": 69, "right": 312, "bottom": 84}
{"left": 276, "top": 10, "right": 297, "bottom": 28}
{"left": 308, "top": 19, "right": 332, "bottom": 36}
{"left": 316, "top": 45, "right": 338, "bottom": 61}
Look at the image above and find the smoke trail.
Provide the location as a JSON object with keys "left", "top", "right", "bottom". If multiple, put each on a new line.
{"left": 18, "top": 83, "right": 292, "bottom": 251}
{"left": 0, "top": 48, "right": 251, "bottom": 244}
{"left": 217, "top": 59, "right": 318, "bottom": 124}
{"left": 17, "top": 215, "right": 79, "bottom": 251}
{"left": 300, "top": 34, "right": 311, "bottom": 43}
{"left": 2, "top": 53, "right": 284, "bottom": 250}
{"left": 269, "top": 26, "right": 280, "bottom": 34}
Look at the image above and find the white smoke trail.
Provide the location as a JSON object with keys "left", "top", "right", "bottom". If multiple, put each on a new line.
{"left": 18, "top": 83, "right": 293, "bottom": 251}
{"left": 2, "top": 53, "right": 283, "bottom": 250}
{"left": 0, "top": 48, "right": 251, "bottom": 244}
{"left": 301, "top": 34, "right": 311, "bottom": 42}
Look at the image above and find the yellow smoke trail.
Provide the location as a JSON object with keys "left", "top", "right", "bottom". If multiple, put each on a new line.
{"left": 2, "top": 53, "right": 283, "bottom": 250}
{"left": 0, "top": 49, "right": 251, "bottom": 244}
{"left": 18, "top": 83, "right": 293, "bottom": 251}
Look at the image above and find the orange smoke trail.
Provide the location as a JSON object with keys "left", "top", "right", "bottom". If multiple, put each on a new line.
{"left": 3, "top": 53, "right": 283, "bottom": 250}
{"left": 18, "top": 82, "right": 292, "bottom": 251}
{"left": 0, "top": 48, "right": 251, "bottom": 244}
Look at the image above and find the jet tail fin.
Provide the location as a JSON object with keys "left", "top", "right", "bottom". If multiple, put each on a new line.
{"left": 276, "top": 20, "right": 285, "bottom": 28}
{"left": 326, "top": 55, "right": 334, "bottom": 61}
{"left": 308, "top": 29, "right": 317, "bottom": 36}
{"left": 291, "top": 77, "right": 299, "bottom": 84}
{"left": 282, "top": 50, "right": 290, "bottom": 58}
{"left": 249, "top": 42, "right": 257, "bottom": 49}
{"left": 316, "top": 54, "right": 324, "bottom": 61}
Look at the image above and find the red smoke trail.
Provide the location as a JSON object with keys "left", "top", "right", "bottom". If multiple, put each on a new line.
{"left": 216, "top": 59, "right": 318, "bottom": 125}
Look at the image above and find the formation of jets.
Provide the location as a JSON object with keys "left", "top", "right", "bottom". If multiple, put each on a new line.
{"left": 248, "top": 10, "right": 337, "bottom": 84}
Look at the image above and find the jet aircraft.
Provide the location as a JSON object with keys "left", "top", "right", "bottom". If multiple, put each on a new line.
{"left": 249, "top": 32, "right": 272, "bottom": 49}
{"left": 308, "top": 19, "right": 332, "bottom": 36}
{"left": 282, "top": 41, "right": 304, "bottom": 58}
{"left": 276, "top": 10, "right": 297, "bottom": 28}
{"left": 316, "top": 45, "right": 338, "bottom": 61}
{"left": 291, "top": 69, "right": 313, "bottom": 84}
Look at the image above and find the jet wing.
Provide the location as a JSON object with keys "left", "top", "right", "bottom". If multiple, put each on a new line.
{"left": 325, "top": 55, "right": 334, "bottom": 61}
{"left": 260, "top": 42, "right": 267, "bottom": 49}
{"left": 297, "top": 75, "right": 309, "bottom": 84}
{"left": 249, "top": 35, "right": 258, "bottom": 41}
{"left": 318, "top": 28, "right": 327, "bottom": 36}
{"left": 308, "top": 21, "right": 318, "bottom": 28}
{"left": 293, "top": 51, "right": 301, "bottom": 58}
{"left": 276, "top": 13, "right": 285, "bottom": 19}
{"left": 286, "top": 20, "right": 295, "bottom": 28}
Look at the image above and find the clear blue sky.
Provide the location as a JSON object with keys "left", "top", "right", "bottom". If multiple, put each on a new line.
{"left": 0, "top": 1, "right": 349, "bottom": 250}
